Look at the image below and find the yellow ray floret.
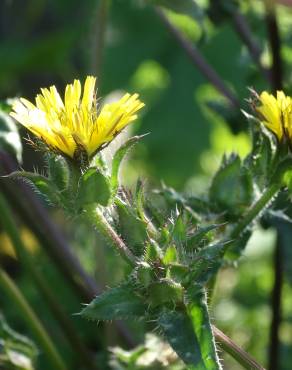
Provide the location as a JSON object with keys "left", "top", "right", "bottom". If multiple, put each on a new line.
{"left": 256, "top": 90, "right": 292, "bottom": 141}
{"left": 10, "top": 76, "right": 145, "bottom": 159}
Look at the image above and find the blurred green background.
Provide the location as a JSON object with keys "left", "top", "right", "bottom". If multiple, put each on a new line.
{"left": 1, "top": 0, "right": 292, "bottom": 369}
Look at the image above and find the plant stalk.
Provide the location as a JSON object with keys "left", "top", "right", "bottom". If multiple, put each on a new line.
{"left": 230, "top": 182, "right": 281, "bottom": 240}
{"left": 0, "top": 268, "right": 67, "bottom": 370}
{"left": 84, "top": 205, "right": 137, "bottom": 267}
{"left": 232, "top": 11, "right": 272, "bottom": 84}
{"left": 155, "top": 6, "right": 240, "bottom": 110}
{"left": 213, "top": 326, "right": 266, "bottom": 370}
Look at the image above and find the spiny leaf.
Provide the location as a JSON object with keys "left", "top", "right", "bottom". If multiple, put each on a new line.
{"left": 186, "top": 224, "right": 223, "bottom": 250}
{"left": 5, "top": 171, "right": 59, "bottom": 205}
{"left": 80, "top": 282, "right": 147, "bottom": 321}
{"left": 77, "top": 167, "right": 111, "bottom": 207}
{"left": 111, "top": 135, "right": 146, "bottom": 195}
{"left": 115, "top": 197, "right": 148, "bottom": 257}
{"left": 158, "top": 292, "right": 221, "bottom": 370}
{"left": 186, "top": 242, "right": 227, "bottom": 285}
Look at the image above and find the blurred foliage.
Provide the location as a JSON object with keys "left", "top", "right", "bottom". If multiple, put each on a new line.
{"left": 0, "top": 314, "right": 37, "bottom": 370}
{"left": 0, "top": 0, "right": 292, "bottom": 369}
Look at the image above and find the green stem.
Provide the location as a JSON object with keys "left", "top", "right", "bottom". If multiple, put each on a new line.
{"left": 0, "top": 268, "right": 67, "bottom": 370}
{"left": 213, "top": 326, "right": 265, "bottom": 370}
{"left": 0, "top": 193, "right": 98, "bottom": 370}
{"left": 230, "top": 182, "right": 281, "bottom": 240}
{"left": 84, "top": 205, "right": 137, "bottom": 267}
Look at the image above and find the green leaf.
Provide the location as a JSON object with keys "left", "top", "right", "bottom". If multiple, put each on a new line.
{"left": 6, "top": 171, "right": 59, "bottom": 205}
{"left": 158, "top": 292, "right": 220, "bottom": 370}
{"left": 209, "top": 155, "right": 253, "bottom": 218}
{"left": 186, "top": 242, "right": 227, "bottom": 285}
{"left": 0, "top": 110, "right": 22, "bottom": 163}
{"left": 111, "top": 135, "right": 145, "bottom": 195}
{"left": 115, "top": 197, "right": 148, "bottom": 257}
{"left": 246, "top": 128, "right": 274, "bottom": 189}
{"left": 77, "top": 167, "right": 111, "bottom": 207}
{"left": 80, "top": 282, "right": 147, "bottom": 321}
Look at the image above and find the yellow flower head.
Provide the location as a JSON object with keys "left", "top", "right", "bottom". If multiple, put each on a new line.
{"left": 256, "top": 90, "right": 292, "bottom": 141}
{"left": 10, "top": 76, "right": 144, "bottom": 162}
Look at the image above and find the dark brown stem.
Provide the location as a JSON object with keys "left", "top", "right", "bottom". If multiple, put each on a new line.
{"left": 265, "top": 3, "right": 283, "bottom": 369}
{"left": 265, "top": 3, "right": 283, "bottom": 91}
{"left": 232, "top": 11, "right": 272, "bottom": 83}
{"left": 155, "top": 6, "right": 240, "bottom": 109}
{"left": 268, "top": 235, "right": 283, "bottom": 370}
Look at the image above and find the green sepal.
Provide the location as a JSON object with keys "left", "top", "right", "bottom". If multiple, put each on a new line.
{"left": 186, "top": 224, "right": 223, "bottom": 251}
{"left": 171, "top": 213, "right": 188, "bottom": 244}
{"left": 76, "top": 167, "right": 111, "bottom": 207}
{"left": 209, "top": 154, "right": 253, "bottom": 218}
{"left": 111, "top": 135, "right": 145, "bottom": 196}
{"left": 6, "top": 171, "right": 60, "bottom": 205}
{"left": 158, "top": 291, "right": 220, "bottom": 370}
{"left": 0, "top": 110, "right": 22, "bottom": 163}
{"left": 185, "top": 242, "right": 227, "bottom": 286}
{"left": 46, "top": 154, "right": 69, "bottom": 191}
{"left": 136, "top": 261, "right": 155, "bottom": 288}
{"left": 80, "top": 282, "right": 147, "bottom": 321}
{"left": 167, "top": 264, "right": 188, "bottom": 284}
{"left": 144, "top": 240, "right": 163, "bottom": 262}
{"left": 147, "top": 279, "right": 184, "bottom": 307}
{"left": 115, "top": 197, "right": 148, "bottom": 257}
{"left": 163, "top": 245, "right": 178, "bottom": 265}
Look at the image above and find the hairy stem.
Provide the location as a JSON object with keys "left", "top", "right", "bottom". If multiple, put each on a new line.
{"left": 0, "top": 268, "right": 67, "bottom": 370}
{"left": 213, "top": 326, "right": 266, "bottom": 370}
{"left": 0, "top": 193, "right": 98, "bottom": 370}
{"left": 84, "top": 205, "right": 137, "bottom": 267}
{"left": 230, "top": 182, "right": 281, "bottom": 240}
